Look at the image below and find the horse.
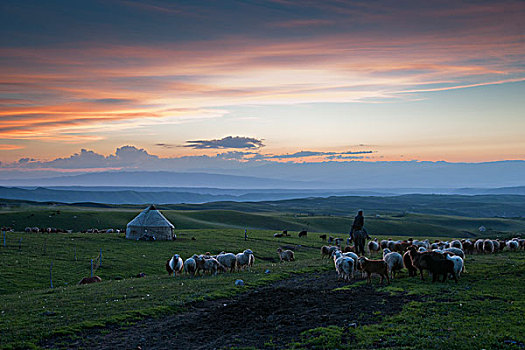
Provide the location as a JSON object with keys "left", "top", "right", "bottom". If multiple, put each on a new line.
{"left": 353, "top": 230, "right": 368, "bottom": 256}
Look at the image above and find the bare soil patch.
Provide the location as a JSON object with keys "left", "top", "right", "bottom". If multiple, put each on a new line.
{"left": 42, "top": 271, "right": 417, "bottom": 349}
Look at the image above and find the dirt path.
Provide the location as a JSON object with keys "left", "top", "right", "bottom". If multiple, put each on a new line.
{"left": 42, "top": 271, "right": 416, "bottom": 349}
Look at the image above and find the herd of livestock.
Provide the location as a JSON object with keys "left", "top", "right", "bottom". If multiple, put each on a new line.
{"left": 165, "top": 236, "right": 525, "bottom": 286}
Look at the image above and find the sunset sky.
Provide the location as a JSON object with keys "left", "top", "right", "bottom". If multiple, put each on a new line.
{"left": 1, "top": 0, "right": 524, "bottom": 171}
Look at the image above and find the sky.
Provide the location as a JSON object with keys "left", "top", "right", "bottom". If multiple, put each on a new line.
{"left": 0, "top": 0, "right": 524, "bottom": 174}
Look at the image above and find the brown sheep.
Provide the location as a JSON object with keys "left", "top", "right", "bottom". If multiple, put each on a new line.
{"left": 78, "top": 276, "right": 102, "bottom": 285}
{"left": 357, "top": 257, "right": 390, "bottom": 285}
{"left": 321, "top": 245, "right": 338, "bottom": 259}
{"left": 403, "top": 250, "right": 417, "bottom": 277}
{"left": 277, "top": 248, "right": 295, "bottom": 262}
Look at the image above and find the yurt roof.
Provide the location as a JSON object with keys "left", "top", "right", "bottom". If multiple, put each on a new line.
{"left": 127, "top": 205, "right": 174, "bottom": 228}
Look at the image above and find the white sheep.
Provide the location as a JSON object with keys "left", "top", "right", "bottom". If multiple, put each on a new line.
{"left": 277, "top": 248, "right": 295, "bottom": 262}
{"left": 195, "top": 255, "right": 224, "bottom": 275}
{"left": 342, "top": 251, "right": 359, "bottom": 272}
{"left": 333, "top": 252, "right": 354, "bottom": 281}
{"left": 383, "top": 250, "right": 403, "bottom": 280}
{"left": 443, "top": 247, "right": 465, "bottom": 260}
{"left": 236, "top": 249, "right": 254, "bottom": 270}
{"left": 483, "top": 239, "right": 494, "bottom": 254}
{"left": 446, "top": 254, "right": 464, "bottom": 278}
{"left": 216, "top": 253, "right": 237, "bottom": 272}
{"left": 418, "top": 247, "right": 427, "bottom": 252}
{"left": 168, "top": 254, "right": 184, "bottom": 276}
{"left": 368, "top": 240, "right": 380, "bottom": 254}
{"left": 184, "top": 257, "right": 196, "bottom": 276}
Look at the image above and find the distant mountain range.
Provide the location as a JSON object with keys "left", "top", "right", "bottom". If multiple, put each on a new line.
{"left": 0, "top": 184, "right": 523, "bottom": 205}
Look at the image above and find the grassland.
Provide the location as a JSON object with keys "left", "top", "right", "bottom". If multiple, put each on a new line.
{"left": 0, "top": 227, "right": 524, "bottom": 349}
{"left": 1, "top": 202, "right": 524, "bottom": 238}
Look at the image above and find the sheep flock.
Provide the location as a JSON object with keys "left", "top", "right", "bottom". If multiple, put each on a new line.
{"left": 166, "top": 236, "right": 523, "bottom": 285}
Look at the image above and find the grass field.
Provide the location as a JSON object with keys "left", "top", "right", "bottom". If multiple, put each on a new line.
{"left": 1, "top": 203, "right": 524, "bottom": 238}
{"left": 0, "top": 228, "right": 524, "bottom": 349}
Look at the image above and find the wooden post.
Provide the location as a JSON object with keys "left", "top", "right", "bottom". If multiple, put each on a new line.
{"left": 50, "top": 262, "right": 53, "bottom": 288}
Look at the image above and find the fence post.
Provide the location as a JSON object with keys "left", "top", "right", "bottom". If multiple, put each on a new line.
{"left": 99, "top": 249, "right": 102, "bottom": 267}
{"left": 50, "top": 262, "right": 53, "bottom": 288}
{"left": 91, "top": 259, "right": 94, "bottom": 277}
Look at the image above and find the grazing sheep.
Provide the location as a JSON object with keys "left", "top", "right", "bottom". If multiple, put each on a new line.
{"left": 277, "top": 248, "right": 295, "bottom": 262}
{"left": 341, "top": 251, "right": 359, "bottom": 273}
{"left": 491, "top": 240, "right": 500, "bottom": 252}
{"left": 333, "top": 252, "right": 354, "bottom": 281}
{"left": 273, "top": 233, "right": 283, "bottom": 238}
{"left": 446, "top": 254, "right": 464, "bottom": 278}
{"left": 328, "top": 236, "right": 334, "bottom": 244}
{"left": 334, "top": 238, "right": 343, "bottom": 246}
{"left": 195, "top": 256, "right": 224, "bottom": 275}
{"left": 282, "top": 230, "right": 289, "bottom": 236}
{"left": 368, "top": 240, "right": 380, "bottom": 254}
{"left": 236, "top": 249, "right": 254, "bottom": 270}
{"left": 357, "top": 257, "right": 389, "bottom": 284}
{"left": 419, "top": 254, "right": 457, "bottom": 283}
{"left": 483, "top": 239, "right": 494, "bottom": 254}
{"left": 506, "top": 240, "right": 519, "bottom": 251}
{"left": 298, "top": 230, "right": 307, "bottom": 237}
{"left": 443, "top": 247, "right": 465, "bottom": 260}
{"left": 380, "top": 240, "right": 388, "bottom": 249}
{"left": 184, "top": 257, "right": 197, "bottom": 276}
{"left": 78, "top": 276, "right": 102, "bottom": 285}
{"left": 474, "top": 239, "right": 484, "bottom": 253}
{"left": 462, "top": 240, "right": 474, "bottom": 254}
{"left": 383, "top": 250, "right": 404, "bottom": 280}
{"left": 167, "top": 254, "right": 184, "bottom": 276}
{"left": 216, "top": 253, "right": 237, "bottom": 272}
{"left": 343, "top": 245, "right": 355, "bottom": 253}
{"left": 450, "top": 240, "right": 463, "bottom": 250}
{"left": 418, "top": 247, "right": 427, "bottom": 252}
{"left": 319, "top": 234, "right": 327, "bottom": 241}
{"left": 321, "top": 245, "right": 338, "bottom": 259}
{"left": 403, "top": 250, "right": 417, "bottom": 277}
{"left": 408, "top": 246, "right": 447, "bottom": 280}
{"left": 387, "top": 240, "right": 397, "bottom": 252}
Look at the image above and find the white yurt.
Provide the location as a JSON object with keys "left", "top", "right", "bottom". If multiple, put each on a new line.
{"left": 126, "top": 205, "right": 175, "bottom": 240}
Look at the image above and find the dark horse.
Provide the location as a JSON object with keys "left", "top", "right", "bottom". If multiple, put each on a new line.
{"left": 353, "top": 230, "right": 368, "bottom": 256}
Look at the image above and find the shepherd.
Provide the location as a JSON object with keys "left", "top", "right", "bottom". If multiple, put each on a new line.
{"left": 349, "top": 210, "right": 370, "bottom": 242}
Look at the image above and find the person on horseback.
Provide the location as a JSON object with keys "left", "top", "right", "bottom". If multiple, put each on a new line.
{"left": 349, "top": 210, "right": 370, "bottom": 241}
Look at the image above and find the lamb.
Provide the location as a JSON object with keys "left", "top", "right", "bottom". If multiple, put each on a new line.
{"left": 357, "top": 257, "right": 389, "bottom": 284}
{"left": 368, "top": 239, "right": 380, "bottom": 254}
{"left": 277, "top": 248, "right": 295, "bottom": 262}
{"left": 236, "top": 249, "right": 254, "bottom": 270}
{"left": 446, "top": 254, "right": 464, "bottom": 278}
{"left": 483, "top": 239, "right": 494, "bottom": 254}
{"left": 419, "top": 254, "right": 457, "bottom": 283}
{"left": 383, "top": 250, "right": 404, "bottom": 280}
{"left": 298, "top": 230, "right": 307, "bottom": 237}
{"left": 184, "top": 257, "right": 197, "bottom": 276}
{"left": 216, "top": 252, "right": 237, "bottom": 272}
{"left": 319, "top": 234, "right": 327, "bottom": 241}
{"left": 167, "top": 254, "right": 184, "bottom": 276}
